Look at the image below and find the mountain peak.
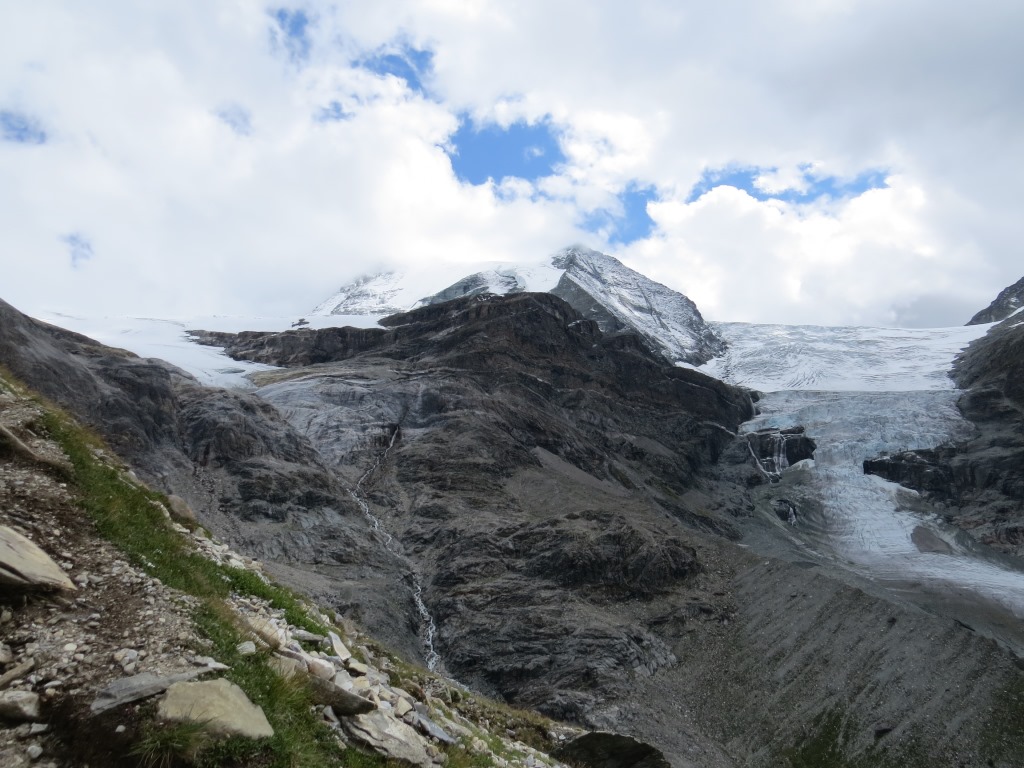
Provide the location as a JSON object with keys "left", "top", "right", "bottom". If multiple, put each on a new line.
{"left": 312, "top": 247, "right": 725, "bottom": 365}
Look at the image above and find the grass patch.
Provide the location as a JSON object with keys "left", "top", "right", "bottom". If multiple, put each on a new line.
{"left": 133, "top": 720, "right": 211, "bottom": 768}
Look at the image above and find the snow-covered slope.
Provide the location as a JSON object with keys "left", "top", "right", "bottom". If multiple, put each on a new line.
{"left": 35, "top": 312, "right": 381, "bottom": 388}
{"left": 701, "top": 321, "right": 991, "bottom": 392}
{"left": 313, "top": 247, "right": 723, "bottom": 365}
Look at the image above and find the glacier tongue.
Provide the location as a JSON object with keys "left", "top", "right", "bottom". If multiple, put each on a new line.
{"left": 705, "top": 319, "right": 1024, "bottom": 647}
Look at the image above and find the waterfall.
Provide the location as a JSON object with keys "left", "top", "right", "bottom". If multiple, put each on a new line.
{"left": 349, "top": 427, "right": 443, "bottom": 671}
{"left": 746, "top": 431, "right": 792, "bottom": 483}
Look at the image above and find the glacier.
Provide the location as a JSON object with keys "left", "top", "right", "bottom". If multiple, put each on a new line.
{"left": 703, "top": 320, "right": 1024, "bottom": 651}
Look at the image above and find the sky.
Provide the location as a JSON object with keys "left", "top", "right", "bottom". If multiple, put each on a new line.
{"left": 1, "top": 2, "right": 1022, "bottom": 327}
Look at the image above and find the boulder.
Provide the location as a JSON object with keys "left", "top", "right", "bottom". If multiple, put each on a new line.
{"left": 158, "top": 679, "right": 273, "bottom": 739}
{"left": 0, "top": 526, "right": 76, "bottom": 591}
{"left": 0, "top": 691, "right": 41, "bottom": 722}
{"left": 305, "top": 675, "right": 375, "bottom": 715}
{"left": 166, "top": 495, "right": 197, "bottom": 522}
{"left": 90, "top": 669, "right": 211, "bottom": 714}
{"left": 268, "top": 654, "right": 306, "bottom": 679}
{"left": 306, "top": 656, "right": 336, "bottom": 680}
{"left": 342, "top": 710, "right": 434, "bottom": 768}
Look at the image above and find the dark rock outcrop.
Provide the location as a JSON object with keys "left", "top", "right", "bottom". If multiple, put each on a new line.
{"left": 967, "top": 274, "right": 1024, "bottom": 324}
{"left": 200, "top": 293, "right": 753, "bottom": 723}
{"left": 745, "top": 426, "right": 816, "bottom": 479}
{"left": 553, "top": 731, "right": 672, "bottom": 768}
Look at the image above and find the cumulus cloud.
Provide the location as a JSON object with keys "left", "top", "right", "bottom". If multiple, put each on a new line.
{"left": 0, "top": 1, "right": 1021, "bottom": 326}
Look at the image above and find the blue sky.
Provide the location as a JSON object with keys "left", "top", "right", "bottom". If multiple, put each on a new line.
{"left": 1, "top": 110, "right": 47, "bottom": 144}
{"left": 448, "top": 118, "right": 564, "bottom": 185}
{"left": 0, "top": 2, "right": 1020, "bottom": 327}
{"left": 686, "top": 166, "right": 889, "bottom": 204}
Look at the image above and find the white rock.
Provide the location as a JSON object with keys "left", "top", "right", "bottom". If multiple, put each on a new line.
{"left": 0, "top": 690, "right": 41, "bottom": 722}
{"left": 268, "top": 654, "right": 306, "bottom": 679}
{"left": 327, "top": 631, "right": 352, "bottom": 661}
{"left": 158, "top": 679, "right": 274, "bottom": 739}
{"left": 346, "top": 659, "right": 369, "bottom": 676}
{"left": 236, "top": 641, "right": 257, "bottom": 656}
{"left": 306, "top": 656, "right": 336, "bottom": 680}
{"left": 342, "top": 710, "right": 434, "bottom": 768}
{"left": 0, "top": 526, "right": 76, "bottom": 592}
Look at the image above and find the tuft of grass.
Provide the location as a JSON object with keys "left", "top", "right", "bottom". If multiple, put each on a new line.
{"left": 132, "top": 721, "right": 210, "bottom": 768}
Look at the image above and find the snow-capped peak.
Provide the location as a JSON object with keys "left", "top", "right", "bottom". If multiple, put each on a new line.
{"left": 312, "top": 246, "right": 725, "bottom": 365}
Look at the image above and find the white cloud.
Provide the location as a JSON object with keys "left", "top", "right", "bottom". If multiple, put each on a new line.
{"left": 0, "top": 1, "right": 1022, "bottom": 326}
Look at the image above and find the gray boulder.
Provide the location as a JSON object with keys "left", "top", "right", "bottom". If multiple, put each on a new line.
{"left": 0, "top": 526, "right": 76, "bottom": 591}
{"left": 158, "top": 679, "right": 273, "bottom": 739}
{"left": 341, "top": 710, "right": 433, "bottom": 767}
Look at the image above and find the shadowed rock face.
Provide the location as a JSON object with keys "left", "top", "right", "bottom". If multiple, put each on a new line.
{"left": 864, "top": 309, "right": 1024, "bottom": 555}
{"left": 553, "top": 731, "right": 671, "bottom": 768}
{"left": 200, "top": 293, "right": 754, "bottom": 723}
{"left": 0, "top": 297, "right": 420, "bottom": 659}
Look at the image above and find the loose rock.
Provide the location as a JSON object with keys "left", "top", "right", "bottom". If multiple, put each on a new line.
{"left": 158, "top": 679, "right": 274, "bottom": 739}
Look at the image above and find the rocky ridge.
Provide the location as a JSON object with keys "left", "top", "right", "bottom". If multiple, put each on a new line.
{"left": 967, "top": 274, "right": 1024, "bottom": 324}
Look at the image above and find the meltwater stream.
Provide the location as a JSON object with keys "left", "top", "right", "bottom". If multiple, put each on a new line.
{"left": 705, "top": 321, "right": 1024, "bottom": 648}
{"left": 349, "top": 428, "right": 442, "bottom": 671}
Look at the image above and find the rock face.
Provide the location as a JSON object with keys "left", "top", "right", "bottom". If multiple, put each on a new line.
{"left": 0, "top": 297, "right": 417, "bottom": 658}
{"left": 744, "top": 427, "right": 816, "bottom": 480}
{"left": 967, "top": 274, "right": 1024, "bottom": 324}
{"left": 194, "top": 293, "right": 753, "bottom": 723}
{"left": 158, "top": 678, "right": 274, "bottom": 739}
{"left": 864, "top": 309, "right": 1024, "bottom": 555}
